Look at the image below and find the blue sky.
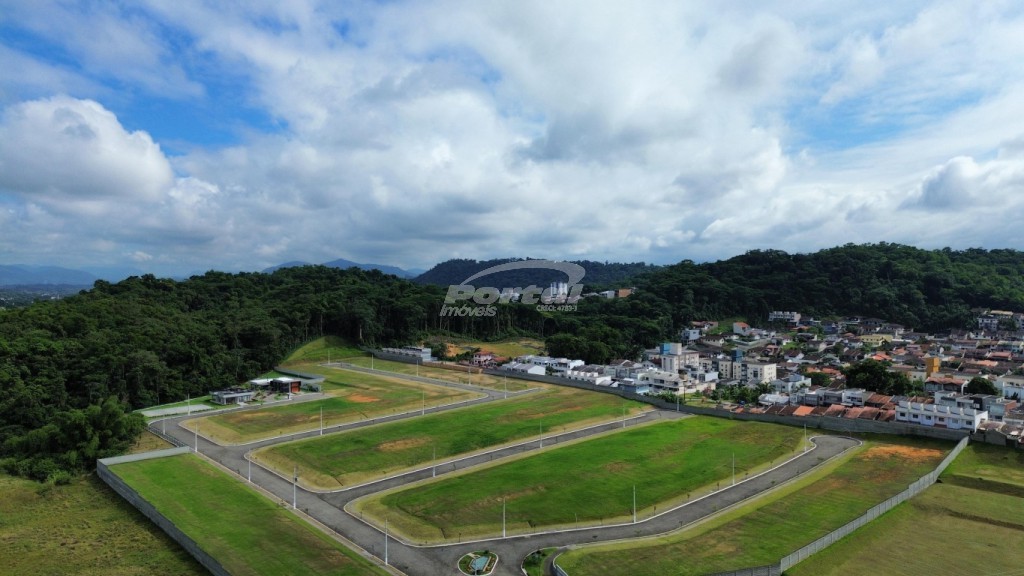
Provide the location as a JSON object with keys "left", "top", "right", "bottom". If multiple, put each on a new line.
{"left": 1, "top": 1, "right": 1023, "bottom": 278}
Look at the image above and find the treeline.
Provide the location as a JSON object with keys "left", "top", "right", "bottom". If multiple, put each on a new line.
{"left": 0, "top": 266, "right": 452, "bottom": 481}
{"left": 639, "top": 243, "right": 1024, "bottom": 334}
{"left": 414, "top": 257, "right": 656, "bottom": 289}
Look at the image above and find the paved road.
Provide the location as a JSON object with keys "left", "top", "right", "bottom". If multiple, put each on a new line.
{"left": 151, "top": 367, "right": 860, "bottom": 576}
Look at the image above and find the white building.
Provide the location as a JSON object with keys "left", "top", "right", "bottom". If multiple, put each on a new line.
{"left": 500, "top": 362, "right": 546, "bottom": 376}
{"left": 768, "top": 311, "right": 802, "bottom": 324}
{"left": 895, "top": 400, "right": 987, "bottom": 432}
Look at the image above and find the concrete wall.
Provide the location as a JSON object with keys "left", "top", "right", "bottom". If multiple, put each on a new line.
{"left": 97, "top": 450, "right": 231, "bottom": 576}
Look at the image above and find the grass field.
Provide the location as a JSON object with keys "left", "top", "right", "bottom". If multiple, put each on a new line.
{"left": 0, "top": 472, "right": 205, "bottom": 576}
{"left": 280, "top": 336, "right": 368, "bottom": 366}
{"left": 345, "top": 356, "right": 533, "bottom": 391}
{"left": 112, "top": 454, "right": 388, "bottom": 576}
{"left": 556, "top": 437, "right": 949, "bottom": 576}
{"left": 941, "top": 441, "right": 1024, "bottom": 490}
{"left": 254, "top": 386, "right": 650, "bottom": 489}
{"left": 443, "top": 337, "right": 544, "bottom": 359}
{"left": 787, "top": 443, "right": 1024, "bottom": 576}
{"left": 356, "top": 418, "right": 805, "bottom": 542}
{"left": 189, "top": 366, "right": 482, "bottom": 444}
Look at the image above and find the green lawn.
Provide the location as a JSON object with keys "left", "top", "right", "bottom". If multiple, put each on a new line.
{"left": 0, "top": 473, "right": 205, "bottom": 576}
{"left": 255, "top": 386, "right": 650, "bottom": 489}
{"left": 787, "top": 442, "right": 1024, "bottom": 575}
{"left": 941, "top": 441, "right": 1024, "bottom": 491}
{"left": 358, "top": 418, "right": 805, "bottom": 542}
{"left": 111, "top": 454, "right": 388, "bottom": 576}
{"left": 191, "top": 366, "right": 482, "bottom": 444}
{"left": 557, "top": 438, "right": 949, "bottom": 576}
{"left": 280, "top": 336, "right": 368, "bottom": 366}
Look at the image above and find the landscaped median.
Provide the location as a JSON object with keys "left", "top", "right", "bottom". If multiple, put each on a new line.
{"left": 351, "top": 417, "right": 807, "bottom": 543}
{"left": 554, "top": 437, "right": 950, "bottom": 576}
{"left": 104, "top": 451, "right": 389, "bottom": 576}
{"left": 252, "top": 386, "right": 651, "bottom": 489}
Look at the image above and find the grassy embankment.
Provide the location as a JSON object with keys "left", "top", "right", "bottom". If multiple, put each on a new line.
{"left": 356, "top": 418, "right": 806, "bottom": 543}
{"left": 787, "top": 443, "right": 1024, "bottom": 576}
{"left": 112, "top": 454, "right": 389, "bottom": 576}
{"left": 0, "top": 432, "right": 205, "bottom": 576}
{"left": 254, "top": 386, "right": 651, "bottom": 489}
{"left": 557, "top": 438, "right": 949, "bottom": 576}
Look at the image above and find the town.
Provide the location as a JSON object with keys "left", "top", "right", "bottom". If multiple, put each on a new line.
{"left": 452, "top": 309, "right": 1024, "bottom": 446}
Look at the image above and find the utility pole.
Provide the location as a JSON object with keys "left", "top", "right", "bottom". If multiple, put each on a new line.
{"left": 622, "top": 406, "right": 626, "bottom": 428}
{"left": 186, "top": 393, "right": 191, "bottom": 415}
{"left": 194, "top": 422, "right": 198, "bottom": 453}
{"left": 422, "top": 391, "right": 425, "bottom": 416}
{"left": 539, "top": 421, "right": 543, "bottom": 448}
{"left": 504, "top": 376, "right": 508, "bottom": 399}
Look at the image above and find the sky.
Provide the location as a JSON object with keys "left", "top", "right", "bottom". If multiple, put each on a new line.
{"left": 1, "top": 1, "right": 1024, "bottom": 277}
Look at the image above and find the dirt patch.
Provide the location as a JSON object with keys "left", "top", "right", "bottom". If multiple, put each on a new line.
{"left": 603, "top": 461, "right": 634, "bottom": 473}
{"left": 378, "top": 437, "right": 430, "bottom": 452}
{"left": 861, "top": 445, "right": 944, "bottom": 463}
{"left": 348, "top": 393, "right": 380, "bottom": 403}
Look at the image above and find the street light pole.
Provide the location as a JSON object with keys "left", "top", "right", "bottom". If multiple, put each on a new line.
{"left": 384, "top": 517, "right": 389, "bottom": 565}
{"left": 247, "top": 457, "right": 251, "bottom": 483}
{"left": 502, "top": 497, "right": 506, "bottom": 538}
{"left": 292, "top": 466, "right": 297, "bottom": 509}
{"left": 732, "top": 453, "right": 736, "bottom": 486}
{"left": 320, "top": 405, "right": 324, "bottom": 436}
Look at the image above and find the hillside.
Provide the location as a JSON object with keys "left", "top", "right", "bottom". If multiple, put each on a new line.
{"left": 414, "top": 257, "right": 657, "bottom": 288}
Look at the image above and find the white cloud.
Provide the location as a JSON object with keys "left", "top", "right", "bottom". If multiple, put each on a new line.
{"left": 2, "top": 1, "right": 1024, "bottom": 274}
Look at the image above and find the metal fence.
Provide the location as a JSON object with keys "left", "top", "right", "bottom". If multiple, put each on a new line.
{"left": 779, "top": 434, "right": 968, "bottom": 570}
{"left": 556, "top": 435, "right": 970, "bottom": 576}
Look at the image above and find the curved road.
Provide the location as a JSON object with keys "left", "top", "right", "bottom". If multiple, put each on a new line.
{"left": 151, "top": 368, "right": 860, "bottom": 576}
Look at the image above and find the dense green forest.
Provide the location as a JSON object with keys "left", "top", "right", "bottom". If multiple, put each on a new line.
{"left": 5, "top": 243, "right": 1024, "bottom": 481}
{"left": 414, "top": 257, "right": 657, "bottom": 288}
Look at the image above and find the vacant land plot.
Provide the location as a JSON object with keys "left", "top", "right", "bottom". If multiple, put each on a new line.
{"left": 357, "top": 418, "right": 804, "bottom": 542}
{"left": 345, "top": 356, "right": 532, "bottom": 391}
{"left": 0, "top": 473, "right": 204, "bottom": 576}
{"left": 445, "top": 337, "right": 544, "bottom": 359}
{"left": 942, "top": 441, "right": 1024, "bottom": 491}
{"left": 190, "top": 367, "right": 481, "bottom": 444}
{"left": 557, "top": 438, "right": 949, "bottom": 576}
{"left": 280, "top": 336, "right": 368, "bottom": 366}
{"left": 112, "top": 454, "right": 388, "bottom": 576}
{"left": 255, "top": 386, "right": 649, "bottom": 488}
{"left": 787, "top": 443, "right": 1024, "bottom": 576}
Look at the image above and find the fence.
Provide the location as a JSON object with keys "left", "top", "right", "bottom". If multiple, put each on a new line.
{"left": 778, "top": 433, "right": 968, "bottom": 570}
{"left": 97, "top": 448, "right": 232, "bottom": 576}
{"left": 556, "top": 435, "right": 970, "bottom": 576}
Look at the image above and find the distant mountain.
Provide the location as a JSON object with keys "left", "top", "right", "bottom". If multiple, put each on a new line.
{"left": 414, "top": 258, "right": 659, "bottom": 288}
{"left": 0, "top": 264, "right": 96, "bottom": 286}
{"left": 262, "top": 259, "right": 416, "bottom": 278}
{"left": 85, "top": 265, "right": 149, "bottom": 282}
{"left": 262, "top": 261, "right": 312, "bottom": 273}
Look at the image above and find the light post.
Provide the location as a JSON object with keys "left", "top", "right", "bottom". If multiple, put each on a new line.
{"left": 193, "top": 422, "right": 198, "bottom": 453}
{"left": 632, "top": 484, "right": 637, "bottom": 524}
{"left": 384, "top": 517, "right": 389, "bottom": 565}
{"left": 422, "top": 391, "right": 425, "bottom": 416}
{"left": 320, "top": 405, "right": 324, "bottom": 436}
{"left": 432, "top": 445, "right": 437, "bottom": 478}
{"left": 247, "top": 457, "right": 251, "bottom": 483}
{"left": 502, "top": 497, "right": 506, "bottom": 538}
{"left": 292, "top": 466, "right": 297, "bottom": 509}
{"left": 732, "top": 453, "right": 736, "bottom": 486}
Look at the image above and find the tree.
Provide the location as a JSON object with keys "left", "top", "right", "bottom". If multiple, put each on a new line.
{"left": 807, "top": 371, "right": 832, "bottom": 388}
{"left": 965, "top": 376, "right": 998, "bottom": 395}
{"left": 841, "top": 359, "right": 912, "bottom": 396}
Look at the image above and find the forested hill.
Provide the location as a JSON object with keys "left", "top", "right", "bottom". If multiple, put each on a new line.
{"left": 414, "top": 258, "right": 658, "bottom": 288}
{"left": 0, "top": 266, "right": 446, "bottom": 482}
{"left": 637, "top": 243, "right": 1024, "bottom": 332}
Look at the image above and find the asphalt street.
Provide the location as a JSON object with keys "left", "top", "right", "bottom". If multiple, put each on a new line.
{"left": 151, "top": 367, "right": 859, "bottom": 576}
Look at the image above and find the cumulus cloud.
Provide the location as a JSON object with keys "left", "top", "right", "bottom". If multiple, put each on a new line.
{"left": 0, "top": 96, "right": 174, "bottom": 204}
{"left": 2, "top": 2, "right": 1024, "bottom": 274}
